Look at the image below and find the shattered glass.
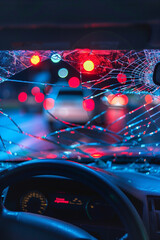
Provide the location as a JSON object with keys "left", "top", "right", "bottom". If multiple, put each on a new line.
{"left": 0, "top": 49, "right": 160, "bottom": 161}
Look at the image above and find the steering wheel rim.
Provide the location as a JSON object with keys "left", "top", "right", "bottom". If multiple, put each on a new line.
{"left": 0, "top": 160, "right": 149, "bottom": 240}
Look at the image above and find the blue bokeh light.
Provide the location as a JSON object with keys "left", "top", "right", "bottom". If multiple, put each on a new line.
{"left": 51, "top": 53, "right": 61, "bottom": 63}
{"left": 58, "top": 68, "right": 68, "bottom": 78}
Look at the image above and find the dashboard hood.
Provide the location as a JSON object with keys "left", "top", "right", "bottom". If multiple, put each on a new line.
{"left": 3, "top": 145, "right": 160, "bottom": 162}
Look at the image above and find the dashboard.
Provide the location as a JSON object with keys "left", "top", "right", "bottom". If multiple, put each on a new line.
{"left": 3, "top": 176, "right": 124, "bottom": 240}
{"left": 3, "top": 163, "right": 160, "bottom": 240}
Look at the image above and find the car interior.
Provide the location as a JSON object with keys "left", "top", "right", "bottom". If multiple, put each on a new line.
{"left": 0, "top": 1, "right": 160, "bottom": 240}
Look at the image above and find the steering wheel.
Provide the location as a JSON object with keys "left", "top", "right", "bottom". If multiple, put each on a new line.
{"left": 0, "top": 160, "right": 149, "bottom": 240}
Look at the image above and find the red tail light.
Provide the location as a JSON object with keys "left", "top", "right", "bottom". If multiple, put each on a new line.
{"left": 108, "top": 94, "right": 128, "bottom": 106}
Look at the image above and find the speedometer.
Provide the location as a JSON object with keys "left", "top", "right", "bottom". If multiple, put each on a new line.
{"left": 21, "top": 191, "right": 48, "bottom": 214}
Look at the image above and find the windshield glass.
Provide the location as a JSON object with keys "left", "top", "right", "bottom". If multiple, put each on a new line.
{"left": 0, "top": 49, "right": 160, "bottom": 161}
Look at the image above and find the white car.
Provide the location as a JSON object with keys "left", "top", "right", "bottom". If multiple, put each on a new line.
{"left": 44, "top": 85, "right": 95, "bottom": 130}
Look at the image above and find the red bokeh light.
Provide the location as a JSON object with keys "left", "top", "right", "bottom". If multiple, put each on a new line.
{"left": 117, "top": 73, "right": 127, "bottom": 84}
{"left": 31, "top": 86, "right": 40, "bottom": 96}
{"left": 68, "top": 77, "right": 80, "bottom": 88}
{"left": 46, "top": 153, "right": 57, "bottom": 159}
{"left": 145, "top": 94, "right": 152, "bottom": 104}
{"left": 18, "top": 92, "right": 27, "bottom": 102}
{"left": 83, "top": 99, "right": 95, "bottom": 111}
{"left": 35, "top": 92, "right": 44, "bottom": 103}
{"left": 30, "top": 55, "right": 40, "bottom": 65}
{"left": 43, "top": 98, "right": 55, "bottom": 110}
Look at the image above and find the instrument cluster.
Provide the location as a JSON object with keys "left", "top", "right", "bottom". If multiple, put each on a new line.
{"left": 4, "top": 176, "right": 121, "bottom": 225}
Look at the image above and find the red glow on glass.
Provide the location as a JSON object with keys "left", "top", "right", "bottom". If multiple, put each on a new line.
{"left": 83, "top": 99, "right": 95, "bottom": 111}
{"left": 122, "top": 95, "right": 128, "bottom": 105}
{"left": 31, "top": 86, "right": 40, "bottom": 96}
{"left": 18, "top": 92, "right": 27, "bottom": 102}
{"left": 107, "top": 94, "right": 128, "bottom": 106}
{"left": 85, "top": 147, "right": 97, "bottom": 153}
{"left": 120, "top": 152, "right": 129, "bottom": 155}
{"left": 44, "top": 85, "right": 52, "bottom": 94}
{"left": 54, "top": 198, "right": 69, "bottom": 204}
{"left": 45, "top": 153, "right": 57, "bottom": 159}
{"left": 43, "top": 98, "right": 55, "bottom": 110}
{"left": 35, "top": 92, "right": 44, "bottom": 103}
{"left": 30, "top": 55, "right": 40, "bottom": 65}
{"left": 6, "top": 150, "right": 12, "bottom": 155}
{"left": 25, "top": 157, "right": 32, "bottom": 160}
{"left": 111, "top": 146, "right": 129, "bottom": 151}
{"left": 91, "top": 153, "right": 103, "bottom": 158}
{"left": 117, "top": 73, "right": 127, "bottom": 84}
{"left": 105, "top": 107, "right": 126, "bottom": 143}
{"left": 83, "top": 60, "right": 94, "bottom": 72}
{"left": 107, "top": 94, "right": 115, "bottom": 104}
{"left": 85, "top": 148, "right": 104, "bottom": 159}
{"left": 145, "top": 94, "right": 152, "bottom": 104}
{"left": 68, "top": 77, "right": 80, "bottom": 88}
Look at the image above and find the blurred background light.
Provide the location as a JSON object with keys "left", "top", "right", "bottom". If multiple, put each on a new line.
{"left": 145, "top": 94, "right": 152, "bottom": 104}
{"left": 83, "top": 99, "right": 95, "bottom": 111}
{"left": 58, "top": 68, "right": 68, "bottom": 78}
{"left": 43, "top": 98, "right": 55, "bottom": 110}
{"left": 108, "top": 94, "right": 128, "bottom": 106}
{"left": 18, "top": 92, "right": 27, "bottom": 102}
{"left": 51, "top": 53, "right": 61, "bottom": 63}
{"left": 35, "top": 92, "right": 44, "bottom": 103}
{"left": 31, "top": 86, "right": 40, "bottom": 96}
{"left": 117, "top": 73, "right": 127, "bottom": 84}
{"left": 30, "top": 55, "right": 40, "bottom": 65}
{"left": 83, "top": 60, "right": 94, "bottom": 72}
{"left": 68, "top": 77, "right": 80, "bottom": 88}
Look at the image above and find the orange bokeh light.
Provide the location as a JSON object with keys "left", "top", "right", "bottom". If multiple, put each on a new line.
{"left": 108, "top": 94, "right": 128, "bottom": 106}
{"left": 43, "top": 98, "right": 55, "bottom": 110}
{"left": 145, "top": 94, "right": 152, "bottom": 104}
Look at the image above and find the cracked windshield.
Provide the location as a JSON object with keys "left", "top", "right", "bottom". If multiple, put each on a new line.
{"left": 0, "top": 49, "right": 160, "bottom": 161}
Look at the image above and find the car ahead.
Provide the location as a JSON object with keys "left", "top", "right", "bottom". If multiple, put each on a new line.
{"left": 1, "top": 49, "right": 160, "bottom": 240}
{"left": 44, "top": 84, "right": 95, "bottom": 131}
